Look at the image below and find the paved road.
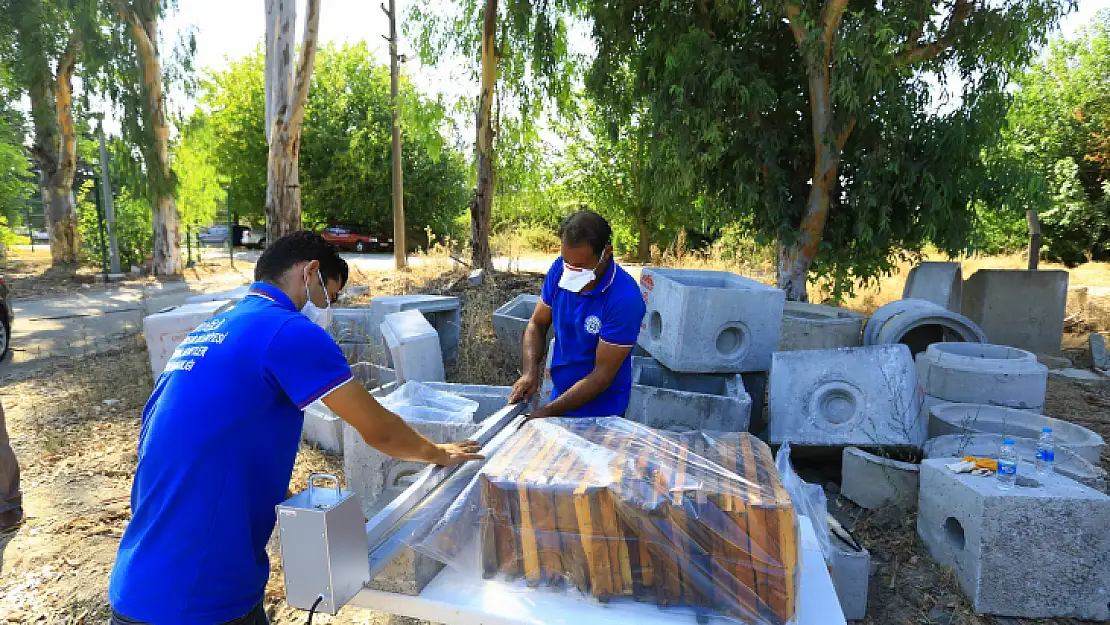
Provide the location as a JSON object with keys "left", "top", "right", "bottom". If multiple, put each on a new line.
{"left": 198, "top": 247, "right": 558, "bottom": 274}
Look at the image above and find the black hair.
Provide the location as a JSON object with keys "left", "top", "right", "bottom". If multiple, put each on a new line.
{"left": 254, "top": 230, "right": 349, "bottom": 288}
{"left": 557, "top": 210, "right": 612, "bottom": 256}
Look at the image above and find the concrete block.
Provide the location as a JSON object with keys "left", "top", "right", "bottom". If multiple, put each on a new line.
{"left": 864, "top": 299, "right": 986, "bottom": 357}
{"left": 915, "top": 343, "right": 1047, "bottom": 411}
{"left": 923, "top": 434, "right": 1106, "bottom": 493}
{"left": 344, "top": 382, "right": 509, "bottom": 516}
{"left": 1049, "top": 367, "right": 1109, "bottom": 383}
{"left": 381, "top": 310, "right": 445, "bottom": 383}
{"left": 637, "top": 267, "right": 784, "bottom": 372}
{"left": 922, "top": 395, "right": 953, "bottom": 414}
{"left": 769, "top": 345, "right": 926, "bottom": 448}
{"left": 841, "top": 447, "right": 920, "bottom": 510}
{"left": 778, "top": 302, "right": 864, "bottom": 352}
{"left": 625, "top": 357, "right": 751, "bottom": 432}
{"left": 143, "top": 300, "right": 232, "bottom": 377}
{"left": 1091, "top": 332, "right": 1110, "bottom": 370}
{"left": 303, "top": 402, "right": 344, "bottom": 453}
{"left": 367, "top": 295, "right": 462, "bottom": 366}
{"left": 185, "top": 285, "right": 250, "bottom": 304}
{"left": 1036, "top": 353, "right": 1073, "bottom": 369}
{"left": 902, "top": 262, "right": 962, "bottom": 312}
{"left": 917, "top": 458, "right": 1110, "bottom": 620}
{"left": 928, "top": 403, "right": 1105, "bottom": 464}
{"left": 828, "top": 534, "right": 870, "bottom": 621}
{"left": 492, "top": 294, "right": 553, "bottom": 365}
{"left": 368, "top": 543, "right": 444, "bottom": 596}
{"left": 349, "top": 362, "right": 396, "bottom": 391}
{"left": 468, "top": 268, "right": 485, "bottom": 286}
{"left": 961, "top": 269, "right": 1069, "bottom": 354}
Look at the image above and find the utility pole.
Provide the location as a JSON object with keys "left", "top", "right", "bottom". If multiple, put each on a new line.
{"left": 98, "top": 121, "right": 120, "bottom": 274}
{"left": 383, "top": 0, "right": 407, "bottom": 270}
{"left": 1027, "top": 209, "right": 1041, "bottom": 271}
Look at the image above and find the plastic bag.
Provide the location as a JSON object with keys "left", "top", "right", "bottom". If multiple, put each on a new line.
{"left": 774, "top": 442, "right": 831, "bottom": 562}
{"left": 378, "top": 381, "right": 479, "bottom": 423}
{"left": 403, "top": 417, "right": 802, "bottom": 625}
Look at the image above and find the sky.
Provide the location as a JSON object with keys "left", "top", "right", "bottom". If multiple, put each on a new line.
{"left": 151, "top": 0, "right": 1110, "bottom": 133}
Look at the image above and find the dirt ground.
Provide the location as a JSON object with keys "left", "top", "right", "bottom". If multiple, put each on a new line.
{"left": 1, "top": 264, "right": 1109, "bottom": 624}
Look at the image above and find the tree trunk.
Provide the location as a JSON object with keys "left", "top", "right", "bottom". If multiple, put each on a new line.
{"left": 264, "top": 0, "right": 321, "bottom": 243}
{"left": 637, "top": 205, "right": 651, "bottom": 262}
{"left": 470, "top": 0, "right": 498, "bottom": 272}
{"left": 24, "top": 33, "right": 80, "bottom": 266}
{"left": 123, "top": 5, "right": 181, "bottom": 276}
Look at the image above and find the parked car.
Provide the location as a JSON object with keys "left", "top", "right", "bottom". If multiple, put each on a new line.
{"left": 31, "top": 231, "right": 49, "bottom": 242}
{"left": 237, "top": 226, "right": 266, "bottom": 249}
{"left": 319, "top": 224, "right": 392, "bottom": 253}
{"left": 0, "top": 275, "right": 12, "bottom": 361}
{"left": 198, "top": 226, "right": 229, "bottom": 247}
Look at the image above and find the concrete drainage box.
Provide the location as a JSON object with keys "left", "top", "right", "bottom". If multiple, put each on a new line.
{"left": 928, "top": 403, "right": 1105, "bottom": 464}
{"left": 778, "top": 301, "right": 864, "bottom": 352}
{"left": 961, "top": 269, "right": 1069, "bottom": 354}
{"left": 768, "top": 344, "right": 926, "bottom": 448}
{"left": 625, "top": 357, "right": 751, "bottom": 432}
{"left": 917, "top": 458, "right": 1110, "bottom": 620}
{"left": 637, "top": 267, "right": 784, "bottom": 373}
{"left": 365, "top": 295, "right": 462, "bottom": 367}
{"left": 381, "top": 310, "right": 446, "bottom": 383}
{"left": 902, "top": 262, "right": 962, "bottom": 312}
{"left": 492, "top": 294, "right": 553, "bottom": 364}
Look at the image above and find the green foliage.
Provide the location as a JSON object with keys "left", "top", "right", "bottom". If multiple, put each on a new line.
{"left": 174, "top": 111, "right": 222, "bottom": 228}
{"left": 199, "top": 43, "right": 469, "bottom": 240}
{"left": 998, "top": 11, "right": 1110, "bottom": 263}
{"left": 0, "top": 104, "right": 34, "bottom": 242}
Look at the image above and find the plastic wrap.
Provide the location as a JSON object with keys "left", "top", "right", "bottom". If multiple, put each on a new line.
{"left": 378, "top": 381, "right": 479, "bottom": 423}
{"left": 404, "top": 417, "right": 801, "bottom": 625}
{"left": 774, "top": 443, "right": 831, "bottom": 562}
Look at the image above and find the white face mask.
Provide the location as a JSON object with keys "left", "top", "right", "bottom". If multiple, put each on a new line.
{"left": 301, "top": 267, "right": 333, "bottom": 329}
{"left": 558, "top": 250, "right": 606, "bottom": 293}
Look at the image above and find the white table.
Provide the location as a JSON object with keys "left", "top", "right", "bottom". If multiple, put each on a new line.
{"left": 350, "top": 516, "right": 846, "bottom": 625}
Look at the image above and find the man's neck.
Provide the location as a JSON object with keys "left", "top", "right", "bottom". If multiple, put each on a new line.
{"left": 581, "top": 254, "right": 611, "bottom": 294}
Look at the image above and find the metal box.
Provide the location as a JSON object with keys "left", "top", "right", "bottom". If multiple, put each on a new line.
{"left": 276, "top": 473, "right": 369, "bottom": 615}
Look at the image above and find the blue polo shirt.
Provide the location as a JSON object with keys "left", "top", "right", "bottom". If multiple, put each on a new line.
{"left": 109, "top": 282, "right": 353, "bottom": 624}
{"left": 542, "top": 257, "right": 646, "bottom": 416}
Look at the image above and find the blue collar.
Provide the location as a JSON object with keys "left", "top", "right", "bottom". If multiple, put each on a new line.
{"left": 247, "top": 282, "right": 298, "bottom": 312}
{"left": 581, "top": 256, "right": 617, "bottom": 297}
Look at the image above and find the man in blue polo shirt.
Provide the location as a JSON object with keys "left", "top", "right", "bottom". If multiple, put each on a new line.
{"left": 108, "top": 231, "right": 482, "bottom": 625}
{"left": 509, "top": 210, "right": 647, "bottom": 417}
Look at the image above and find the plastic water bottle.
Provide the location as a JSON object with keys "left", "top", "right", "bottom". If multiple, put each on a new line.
{"left": 1036, "top": 427, "right": 1055, "bottom": 475}
{"left": 997, "top": 438, "right": 1017, "bottom": 490}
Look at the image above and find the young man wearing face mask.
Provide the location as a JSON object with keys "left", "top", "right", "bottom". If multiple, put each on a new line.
{"left": 509, "top": 210, "right": 647, "bottom": 419}
{"left": 107, "top": 231, "right": 482, "bottom": 625}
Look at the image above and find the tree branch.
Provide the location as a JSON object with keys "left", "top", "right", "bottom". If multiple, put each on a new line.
{"left": 835, "top": 118, "right": 856, "bottom": 150}
{"left": 900, "top": 0, "right": 973, "bottom": 64}
{"left": 822, "top": 0, "right": 849, "bottom": 49}
{"left": 287, "top": 0, "right": 321, "bottom": 133}
{"left": 54, "top": 31, "right": 81, "bottom": 188}
{"left": 784, "top": 4, "right": 808, "bottom": 47}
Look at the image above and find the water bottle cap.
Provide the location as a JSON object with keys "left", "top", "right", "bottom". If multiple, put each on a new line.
{"left": 1003, "top": 438, "right": 1014, "bottom": 445}
{"left": 1042, "top": 427, "right": 1052, "bottom": 433}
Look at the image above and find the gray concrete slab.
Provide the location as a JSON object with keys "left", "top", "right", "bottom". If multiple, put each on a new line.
{"left": 1090, "top": 332, "right": 1110, "bottom": 370}
{"left": 769, "top": 345, "right": 926, "bottom": 448}
{"left": 841, "top": 447, "right": 920, "bottom": 510}
{"left": 625, "top": 357, "right": 751, "bottom": 432}
{"left": 915, "top": 343, "right": 1047, "bottom": 411}
{"left": 828, "top": 534, "right": 870, "bottom": 621}
{"left": 902, "top": 262, "right": 962, "bottom": 312}
{"left": 928, "top": 403, "right": 1105, "bottom": 464}
{"left": 917, "top": 458, "right": 1110, "bottom": 620}
{"left": 381, "top": 310, "right": 445, "bottom": 383}
{"left": 778, "top": 301, "right": 864, "bottom": 352}
{"left": 637, "top": 267, "right": 784, "bottom": 372}
{"left": 961, "top": 269, "right": 1069, "bottom": 354}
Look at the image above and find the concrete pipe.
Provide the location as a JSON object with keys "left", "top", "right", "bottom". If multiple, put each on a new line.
{"left": 928, "top": 403, "right": 1106, "bottom": 465}
{"left": 864, "top": 298, "right": 986, "bottom": 357}
{"left": 915, "top": 342, "right": 1047, "bottom": 411}
{"left": 778, "top": 301, "right": 865, "bottom": 352}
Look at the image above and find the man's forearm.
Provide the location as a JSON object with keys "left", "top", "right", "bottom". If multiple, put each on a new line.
{"left": 541, "top": 369, "right": 614, "bottom": 416}
{"left": 520, "top": 322, "right": 548, "bottom": 378}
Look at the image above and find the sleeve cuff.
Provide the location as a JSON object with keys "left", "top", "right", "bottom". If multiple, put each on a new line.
{"left": 297, "top": 374, "right": 355, "bottom": 409}
{"left": 600, "top": 337, "right": 636, "bottom": 348}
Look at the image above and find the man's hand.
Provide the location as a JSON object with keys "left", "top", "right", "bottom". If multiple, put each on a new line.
{"left": 509, "top": 373, "right": 539, "bottom": 404}
{"left": 519, "top": 404, "right": 555, "bottom": 428}
{"left": 432, "top": 440, "right": 484, "bottom": 466}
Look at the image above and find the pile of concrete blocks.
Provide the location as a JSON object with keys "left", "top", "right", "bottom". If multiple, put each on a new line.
{"left": 863, "top": 298, "right": 986, "bottom": 357}
{"left": 961, "top": 269, "right": 1069, "bottom": 354}
{"left": 342, "top": 295, "right": 461, "bottom": 367}
{"left": 778, "top": 301, "right": 864, "bottom": 352}
{"left": 492, "top": 293, "right": 552, "bottom": 366}
{"left": 916, "top": 342, "right": 1048, "bottom": 412}
{"left": 381, "top": 310, "right": 446, "bottom": 383}
{"left": 143, "top": 300, "right": 233, "bottom": 377}
{"left": 928, "top": 403, "right": 1105, "bottom": 464}
{"left": 902, "top": 262, "right": 962, "bottom": 312}
{"left": 769, "top": 344, "right": 926, "bottom": 448}
{"left": 624, "top": 267, "right": 777, "bottom": 432}
{"left": 917, "top": 458, "right": 1110, "bottom": 620}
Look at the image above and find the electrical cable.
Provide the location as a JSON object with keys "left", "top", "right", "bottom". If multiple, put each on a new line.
{"left": 306, "top": 595, "right": 323, "bottom": 625}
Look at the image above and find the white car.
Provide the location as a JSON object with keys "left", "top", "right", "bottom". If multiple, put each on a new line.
{"left": 31, "top": 231, "right": 49, "bottom": 242}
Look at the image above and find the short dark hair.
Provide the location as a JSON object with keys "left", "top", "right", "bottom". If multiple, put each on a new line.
{"left": 254, "top": 230, "right": 349, "bottom": 288}
{"left": 558, "top": 210, "right": 611, "bottom": 256}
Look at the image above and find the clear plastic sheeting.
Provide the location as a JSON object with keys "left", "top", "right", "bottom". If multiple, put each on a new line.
{"left": 378, "top": 381, "right": 479, "bottom": 423}
{"left": 774, "top": 443, "right": 831, "bottom": 563}
{"left": 403, "top": 417, "right": 801, "bottom": 625}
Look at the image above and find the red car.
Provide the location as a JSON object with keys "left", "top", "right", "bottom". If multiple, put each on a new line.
{"left": 318, "top": 225, "right": 393, "bottom": 253}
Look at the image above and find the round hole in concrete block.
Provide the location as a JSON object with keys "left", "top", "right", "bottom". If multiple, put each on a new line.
{"left": 649, "top": 311, "right": 663, "bottom": 341}
{"left": 715, "top": 324, "right": 747, "bottom": 357}
{"left": 811, "top": 381, "right": 862, "bottom": 424}
{"left": 944, "top": 517, "right": 965, "bottom": 550}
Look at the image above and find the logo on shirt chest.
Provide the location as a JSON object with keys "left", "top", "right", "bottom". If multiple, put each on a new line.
{"left": 584, "top": 315, "right": 601, "bottom": 335}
